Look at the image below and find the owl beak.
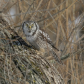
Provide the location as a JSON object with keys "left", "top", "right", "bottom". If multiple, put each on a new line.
{"left": 29, "top": 26, "right": 31, "bottom": 29}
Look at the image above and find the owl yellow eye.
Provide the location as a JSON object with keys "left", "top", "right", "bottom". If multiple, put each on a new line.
{"left": 26, "top": 24, "right": 28, "bottom": 27}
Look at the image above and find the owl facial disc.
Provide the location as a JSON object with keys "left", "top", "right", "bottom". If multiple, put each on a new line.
{"left": 22, "top": 21, "right": 39, "bottom": 36}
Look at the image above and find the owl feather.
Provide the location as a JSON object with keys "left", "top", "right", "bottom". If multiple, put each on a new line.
{"left": 22, "top": 21, "right": 62, "bottom": 64}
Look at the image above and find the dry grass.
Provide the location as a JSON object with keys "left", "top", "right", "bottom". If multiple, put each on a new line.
{"left": 0, "top": 0, "right": 84, "bottom": 84}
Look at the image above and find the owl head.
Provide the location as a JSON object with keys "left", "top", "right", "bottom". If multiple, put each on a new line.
{"left": 22, "top": 21, "right": 39, "bottom": 36}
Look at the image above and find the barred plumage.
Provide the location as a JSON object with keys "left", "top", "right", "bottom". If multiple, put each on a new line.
{"left": 22, "top": 21, "right": 62, "bottom": 64}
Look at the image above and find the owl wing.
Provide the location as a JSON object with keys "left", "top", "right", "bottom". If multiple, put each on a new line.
{"left": 39, "top": 30, "right": 59, "bottom": 51}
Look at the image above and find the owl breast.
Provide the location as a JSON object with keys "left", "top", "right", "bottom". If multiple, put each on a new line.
{"left": 35, "top": 33, "right": 53, "bottom": 51}
{"left": 26, "top": 30, "right": 52, "bottom": 51}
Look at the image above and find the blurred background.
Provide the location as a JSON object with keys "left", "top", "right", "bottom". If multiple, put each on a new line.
{"left": 0, "top": 0, "right": 84, "bottom": 84}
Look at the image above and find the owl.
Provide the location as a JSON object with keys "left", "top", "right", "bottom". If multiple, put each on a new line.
{"left": 22, "top": 21, "right": 62, "bottom": 64}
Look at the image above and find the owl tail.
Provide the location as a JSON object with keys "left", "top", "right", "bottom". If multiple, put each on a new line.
{"left": 51, "top": 50, "right": 63, "bottom": 64}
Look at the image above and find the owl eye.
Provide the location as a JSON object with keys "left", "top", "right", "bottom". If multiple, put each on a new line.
{"left": 26, "top": 24, "right": 28, "bottom": 27}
